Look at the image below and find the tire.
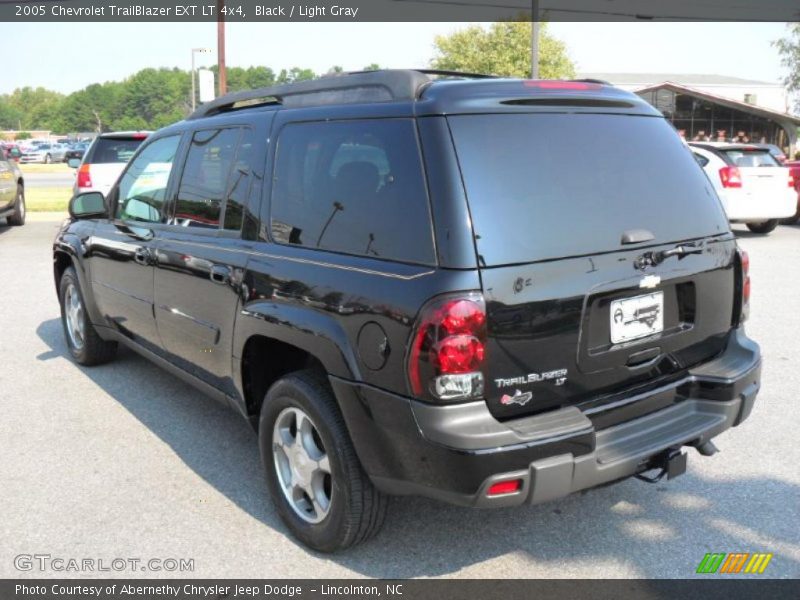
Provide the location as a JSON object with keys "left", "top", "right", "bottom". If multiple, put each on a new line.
{"left": 259, "top": 370, "right": 387, "bottom": 552}
{"left": 746, "top": 219, "right": 779, "bottom": 234}
{"left": 59, "top": 266, "right": 117, "bottom": 365}
{"left": 7, "top": 184, "right": 25, "bottom": 226}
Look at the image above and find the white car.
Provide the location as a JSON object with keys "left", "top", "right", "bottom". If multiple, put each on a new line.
{"left": 689, "top": 142, "right": 796, "bottom": 234}
{"left": 69, "top": 131, "right": 150, "bottom": 198}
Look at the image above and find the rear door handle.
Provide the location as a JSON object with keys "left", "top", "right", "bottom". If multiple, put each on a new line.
{"left": 210, "top": 265, "right": 232, "bottom": 285}
{"left": 133, "top": 247, "right": 152, "bottom": 266}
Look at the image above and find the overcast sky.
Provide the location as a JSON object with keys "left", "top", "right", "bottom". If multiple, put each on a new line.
{"left": 1, "top": 21, "right": 792, "bottom": 94}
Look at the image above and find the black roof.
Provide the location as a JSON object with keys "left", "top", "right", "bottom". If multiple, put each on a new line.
{"left": 187, "top": 69, "right": 658, "bottom": 120}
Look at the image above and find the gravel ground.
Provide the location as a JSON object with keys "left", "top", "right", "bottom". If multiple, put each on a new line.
{"left": 0, "top": 219, "right": 798, "bottom": 579}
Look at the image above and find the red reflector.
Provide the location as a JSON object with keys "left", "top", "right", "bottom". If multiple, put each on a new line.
{"left": 524, "top": 80, "right": 601, "bottom": 90}
{"left": 488, "top": 479, "right": 522, "bottom": 496}
{"left": 788, "top": 171, "right": 795, "bottom": 189}
{"left": 743, "top": 276, "right": 751, "bottom": 303}
{"left": 740, "top": 249, "right": 749, "bottom": 275}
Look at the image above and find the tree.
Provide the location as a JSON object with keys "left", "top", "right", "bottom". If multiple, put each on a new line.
{"left": 15, "top": 131, "right": 31, "bottom": 140}
{"left": 774, "top": 23, "right": 800, "bottom": 112}
{"left": 363, "top": 63, "right": 382, "bottom": 72}
{"left": 431, "top": 21, "right": 575, "bottom": 79}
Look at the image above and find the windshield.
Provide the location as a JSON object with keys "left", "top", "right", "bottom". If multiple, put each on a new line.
{"left": 721, "top": 149, "right": 778, "bottom": 168}
{"left": 448, "top": 113, "right": 730, "bottom": 266}
{"left": 87, "top": 137, "right": 144, "bottom": 164}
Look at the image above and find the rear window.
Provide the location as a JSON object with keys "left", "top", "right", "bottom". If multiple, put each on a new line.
{"left": 448, "top": 113, "right": 729, "bottom": 266}
{"left": 720, "top": 149, "right": 778, "bottom": 168}
{"left": 87, "top": 137, "right": 145, "bottom": 164}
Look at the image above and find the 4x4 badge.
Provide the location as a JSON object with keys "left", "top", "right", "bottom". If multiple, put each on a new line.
{"left": 500, "top": 390, "right": 533, "bottom": 406}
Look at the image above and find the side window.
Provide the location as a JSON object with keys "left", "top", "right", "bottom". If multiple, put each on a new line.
{"left": 223, "top": 128, "right": 258, "bottom": 232}
{"left": 174, "top": 128, "right": 241, "bottom": 229}
{"left": 270, "top": 119, "right": 435, "bottom": 264}
{"left": 116, "top": 135, "right": 180, "bottom": 223}
{"left": 693, "top": 152, "right": 709, "bottom": 167}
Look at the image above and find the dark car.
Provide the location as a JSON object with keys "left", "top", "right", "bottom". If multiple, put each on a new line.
{"left": 53, "top": 70, "right": 761, "bottom": 552}
{"left": 751, "top": 143, "right": 787, "bottom": 165}
{"left": 63, "top": 142, "right": 89, "bottom": 163}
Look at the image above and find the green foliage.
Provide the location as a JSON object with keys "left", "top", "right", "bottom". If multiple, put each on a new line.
{"left": 774, "top": 23, "right": 800, "bottom": 112}
{"left": 363, "top": 63, "right": 382, "bottom": 72}
{"left": 431, "top": 21, "right": 575, "bottom": 79}
{"left": 15, "top": 131, "right": 31, "bottom": 140}
{"left": 0, "top": 64, "right": 314, "bottom": 133}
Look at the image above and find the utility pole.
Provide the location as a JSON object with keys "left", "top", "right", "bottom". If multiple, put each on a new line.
{"left": 531, "top": 0, "right": 540, "bottom": 79}
{"left": 217, "top": 0, "right": 227, "bottom": 96}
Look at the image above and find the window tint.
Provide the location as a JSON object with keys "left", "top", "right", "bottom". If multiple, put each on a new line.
{"left": 448, "top": 113, "right": 729, "bottom": 266}
{"left": 116, "top": 135, "right": 180, "bottom": 223}
{"left": 270, "top": 119, "right": 434, "bottom": 264}
{"left": 175, "top": 128, "right": 241, "bottom": 229}
{"left": 89, "top": 137, "right": 144, "bottom": 164}
{"left": 693, "top": 152, "right": 709, "bottom": 167}
{"left": 720, "top": 149, "right": 778, "bottom": 168}
{"left": 223, "top": 128, "right": 258, "bottom": 231}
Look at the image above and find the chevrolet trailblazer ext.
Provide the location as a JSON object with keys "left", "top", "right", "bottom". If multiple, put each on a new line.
{"left": 54, "top": 70, "right": 761, "bottom": 552}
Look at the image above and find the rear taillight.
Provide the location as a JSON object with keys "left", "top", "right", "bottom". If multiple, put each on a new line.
{"left": 77, "top": 164, "right": 92, "bottom": 188}
{"left": 407, "top": 292, "right": 487, "bottom": 402}
{"left": 719, "top": 166, "right": 742, "bottom": 188}
{"left": 788, "top": 170, "right": 796, "bottom": 189}
{"left": 738, "top": 248, "right": 750, "bottom": 322}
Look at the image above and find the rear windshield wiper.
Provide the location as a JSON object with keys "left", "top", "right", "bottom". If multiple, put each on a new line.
{"left": 635, "top": 242, "right": 704, "bottom": 270}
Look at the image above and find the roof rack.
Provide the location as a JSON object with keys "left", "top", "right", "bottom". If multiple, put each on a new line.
{"left": 187, "top": 69, "right": 497, "bottom": 120}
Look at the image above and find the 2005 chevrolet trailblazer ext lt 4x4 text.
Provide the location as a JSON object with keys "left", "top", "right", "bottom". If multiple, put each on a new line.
{"left": 53, "top": 70, "right": 761, "bottom": 552}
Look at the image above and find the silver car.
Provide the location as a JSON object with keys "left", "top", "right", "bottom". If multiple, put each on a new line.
{"left": 20, "top": 143, "right": 68, "bottom": 164}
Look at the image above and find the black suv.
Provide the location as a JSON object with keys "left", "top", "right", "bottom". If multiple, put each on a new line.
{"left": 54, "top": 70, "right": 761, "bottom": 552}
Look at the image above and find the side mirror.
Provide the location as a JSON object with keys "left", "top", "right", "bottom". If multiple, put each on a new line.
{"left": 67, "top": 158, "right": 81, "bottom": 169}
{"left": 69, "top": 191, "right": 107, "bottom": 219}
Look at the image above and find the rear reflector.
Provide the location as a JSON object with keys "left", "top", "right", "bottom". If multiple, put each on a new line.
{"left": 487, "top": 479, "right": 522, "bottom": 496}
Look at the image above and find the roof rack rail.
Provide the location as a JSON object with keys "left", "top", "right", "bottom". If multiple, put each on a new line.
{"left": 411, "top": 69, "right": 498, "bottom": 79}
{"left": 188, "top": 69, "right": 432, "bottom": 120}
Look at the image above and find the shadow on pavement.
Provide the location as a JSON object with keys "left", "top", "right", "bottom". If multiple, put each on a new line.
{"left": 36, "top": 317, "right": 800, "bottom": 578}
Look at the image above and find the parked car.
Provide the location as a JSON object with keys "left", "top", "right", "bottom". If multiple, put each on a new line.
{"left": 689, "top": 142, "right": 796, "bottom": 233}
{"left": 750, "top": 142, "right": 787, "bottom": 165}
{"left": 0, "top": 149, "right": 25, "bottom": 225}
{"left": 63, "top": 142, "right": 90, "bottom": 163}
{"left": 781, "top": 159, "right": 800, "bottom": 224}
{"left": 68, "top": 132, "right": 149, "bottom": 197}
{"left": 55, "top": 71, "right": 761, "bottom": 552}
{"left": 20, "top": 142, "right": 68, "bottom": 164}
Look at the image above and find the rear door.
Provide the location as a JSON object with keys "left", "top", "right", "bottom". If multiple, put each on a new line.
{"left": 448, "top": 112, "right": 736, "bottom": 421}
{"left": 153, "top": 121, "right": 269, "bottom": 394}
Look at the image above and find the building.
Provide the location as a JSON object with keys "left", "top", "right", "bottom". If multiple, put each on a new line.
{"left": 580, "top": 73, "right": 800, "bottom": 156}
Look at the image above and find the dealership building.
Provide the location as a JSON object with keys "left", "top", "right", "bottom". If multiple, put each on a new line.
{"left": 581, "top": 73, "right": 800, "bottom": 156}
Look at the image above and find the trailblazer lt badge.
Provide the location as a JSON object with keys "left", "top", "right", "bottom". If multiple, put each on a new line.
{"left": 500, "top": 390, "right": 533, "bottom": 407}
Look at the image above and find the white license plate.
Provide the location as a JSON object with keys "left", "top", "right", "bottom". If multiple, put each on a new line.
{"left": 610, "top": 292, "right": 664, "bottom": 344}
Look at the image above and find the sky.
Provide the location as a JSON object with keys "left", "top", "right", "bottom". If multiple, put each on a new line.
{"left": 0, "top": 21, "right": 792, "bottom": 94}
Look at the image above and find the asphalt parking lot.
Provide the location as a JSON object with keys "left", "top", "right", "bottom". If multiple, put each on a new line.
{"left": 0, "top": 217, "right": 798, "bottom": 579}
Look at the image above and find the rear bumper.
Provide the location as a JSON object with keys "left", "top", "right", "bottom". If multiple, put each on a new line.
{"left": 720, "top": 188, "right": 796, "bottom": 221}
{"left": 331, "top": 328, "right": 760, "bottom": 507}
